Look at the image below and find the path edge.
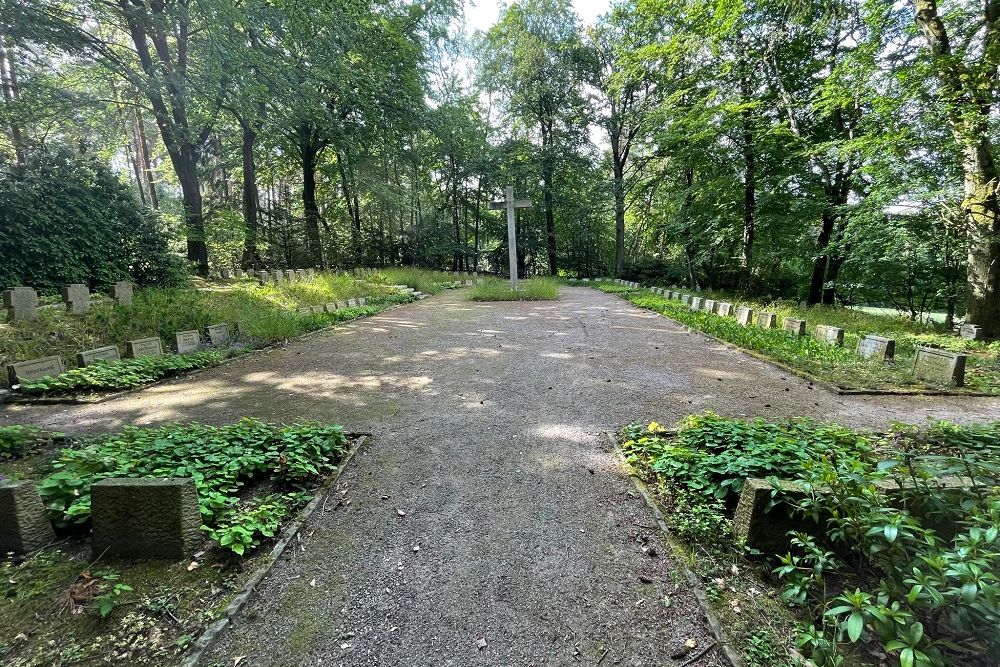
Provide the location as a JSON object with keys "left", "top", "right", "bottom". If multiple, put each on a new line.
{"left": 601, "top": 431, "right": 744, "bottom": 667}
{"left": 179, "top": 433, "right": 372, "bottom": 667}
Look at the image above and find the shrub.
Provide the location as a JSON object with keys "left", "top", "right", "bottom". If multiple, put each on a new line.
{"left": 18, "top": 351, "right": 224, "bottom": 395}
{"left": 468, "top": 277, "right": 560, "bottom": 301}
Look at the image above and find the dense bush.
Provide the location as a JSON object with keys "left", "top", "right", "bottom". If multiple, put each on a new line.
{"left": 0, "top": 149, "right": 186, "bottom": 293}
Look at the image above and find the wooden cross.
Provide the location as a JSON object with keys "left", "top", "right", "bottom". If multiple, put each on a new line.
{"left": 489, "top": 186, "right": 532, "bottom": 290}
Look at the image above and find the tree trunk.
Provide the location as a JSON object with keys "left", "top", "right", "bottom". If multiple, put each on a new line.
{"left": 613, "top": 162, "right": 626, "bottom": 278}
{"left": 136, "top": 111, "right": 159, "bottom": 210}
{"left": 0, "top": 34, "right": 26, "bottom": 165}
{"left": 240, "top": 119, "right": 261, "bottom": 269}
{"left": 174, "top": 152, "right": 208, "bottom": 273}
{"left": 541, "top": 120, "right": 558, "bottom": 276}
{"left": 962, "top": 139, "right": 1000, "bottom": 335}
{"left": 741, "top": 105, "right": 755, "bottom": 274}
{"left": 301, "top": 144, "right": 323, "bottom": 267}
{"left": 807, "top": 208, "right": 835, "bottom": 305}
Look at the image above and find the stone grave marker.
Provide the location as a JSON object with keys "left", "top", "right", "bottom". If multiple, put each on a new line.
{"left": 857, "top": 335, "right": 895, "bottom": 361}
{"left": 3, "top": 286, "right": 39, "bottom": 322}
{"left": 61, "top": 284, "right": 90, "bottom": 314}
{"left": 681, "top": 294, "right": 691, "bottom": 305}
{"left": 703, "top": 299, "right": 716, "bottom": 313}
{"left": 757, "top": 312, "right": 777, "bottom": 328}
{"left": 296, "top": 269, "right": 307, "bottom": 280}
{"left": 76, "top": 345, "right": 122, "bottom": 367}
{"left": 306, "top": 268, "right": 315, "bottom": 279}
{"left": 0, "top": 481, "right": 55, "bottom": 554}
{"left": 234, "top": 269, "right": 245, "bottom": 279}
{"left": 913, "top": 347, "right": 967, "bottom": 386}
{"left": 174, "top": 330, "right": 201, "bottom": 354}
{"left": 111, "top": 281, "right": 134, "bottom": 306}
{"left": 91, "top": 478, "right": 202, "bottom": 560}
{"left": 325, "top": 303, "right": 338, "bottom": 313}
{"left": 690, "top": 297, "right": 704, "bottom": 310}
{"left": 347, "top": 298, "right": 358, "bottom": 308}
{"left": 257, "top": 271, "right": 269, "bottom": 284}
{"left": 296, "top": 307, "right": 312, "bottom": 316}
{"left": 489, "top": 187, "right": 534, "bottom": 290}
{"left": 960, "top": 323, "right": 985, "bottom": 341}
{"left": 310, "top": 305, "right": 325, "bottom": 314}
{"left": 272, "top": 270, "right": 283, "bottom": 283}
{"left": 582, "top": 278, "right": 590, "bottom": 282}
{"left": 285, "top": 270, "right": 296, "bottom": 282}
{"left": 7, "top": 356, "right": 64, "bottom": 386}
{"left": 736, "top": 306, "right": 754, "bottom": 326}
{"left": 207, "top": 324, "right": 230, "bottom": 346}
{"left": 717, "top": 302, "right": 733, "bottom": 317}
{"left": 127, "top": 337, "right": 164, "bottom": 359}
{"left": 221, "top": 268, "right": 232, "bottom": 279}
{"left": 358, "top": 297, "right": 367, "bottom": 306}
{"left": 814, "top": 324, "right": 844, "bottom": 347}
{"left": 783, "top": 317, "right": 806, "bottom": 336}
{"left": 465, "top": 280, "right": 473, "bottom": 286}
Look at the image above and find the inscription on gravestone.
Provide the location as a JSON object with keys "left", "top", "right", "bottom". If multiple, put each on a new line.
{"left": 272, "top": 270, "right": 284, "bottom": 283}
{"left": 960, "top": 323, "right": 985, "bottom": 341}
{"left": 913, "top": 347, "right": 967, "bottom": 387}
{"left": 347, "top": 299, "right": 358, "bottom": 308}
{"left": 736, "top": 307, "right": 754, "bottom": 326}
{"left": 757, "top": 312, "right": 777, "bottom": 328}
{"left": 814, "top": 324, "right": 844, "bottom": 347}
{"left": 127, "top": 337, "right": 164, "bottom": 359}
{"left": 285, "top": 270, "right": 296, "bottom": 282}
{"left": 174, "top": 330, "right": 201, "bottom": 354}
{"left": 7, "top": 356, "right": 64, "bottom": 386}
{"left": 325, "top": 303, "right": 338, "bottom": 313}
{"left": 703, "top": 299, "right": 716, "bottom": 313}
{"left": 61, "top": 284, "right": 90, "bottom": 314}
{"left": 690, "top": 297, "right": 704, "bottom": 310}
{"left": 257, "top": 271, "right": 269, "bottom": 284}
{"left": 296, "top": 269, "right": 307, "bottom": 280}
{"left": 783, "top": 318, "right": 806, "bottom": 336}
{"left": 3, "top": 287, "right": 39, "bottom": 322}
{"left": 220, "top": 268, "right": 232, "bottom": 280}
{"left": 235, "top": 269, "right": 245, "bottom": 279}
{"left": 76, "top": 346, "right": 122, "bottom": 367}
{"left": 717, "top": 302, "right": 733, "bottom": 317}
{"left": 857, "top": 335, "right": 895, "bottom": 361}
{"left": 207, "top": 324, "right": 230, "bottom": 346}
{"left": 111, "top": 281, "right": 133, "bottom": 306}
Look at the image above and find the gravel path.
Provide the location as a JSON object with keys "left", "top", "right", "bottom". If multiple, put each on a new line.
{"left": 3, "top": 287, "right": 998, "bottom": 666}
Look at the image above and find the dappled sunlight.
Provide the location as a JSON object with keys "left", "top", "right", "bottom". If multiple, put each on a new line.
{"left": 692, "top": 367, "right": 754, "bottom": 381}
{"left": 416, "top": 346, "right": 504, "bottom": 361}
{"left": 540, "top": 352, "right": 574, "bottom": 359}
{"left": 532, "top": 423, "right": 591, "bottom": 442}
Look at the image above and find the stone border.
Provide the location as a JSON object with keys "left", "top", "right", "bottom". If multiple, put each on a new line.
{"left": 597, "top": 286, "right": 997, "bottom": 398}
{"left": 601, "top": 431, "right": 743, "bottom": 667}
{"left": 180, "top": 433, "right": 371, "bottom": 667}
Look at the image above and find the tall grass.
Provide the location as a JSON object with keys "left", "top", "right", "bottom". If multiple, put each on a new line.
{"left": 468, "top": 278, "right": 560, "bottom": 301}
{"left": 370, "top": 267, "right": 456, "bottom": 295}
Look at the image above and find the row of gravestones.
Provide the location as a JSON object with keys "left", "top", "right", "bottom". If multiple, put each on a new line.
{"left": 647, "top": 286, "right": 969, "bottom": 387}
{"left": 254, "top": 268, "right": 316, "bottom": 284}
{"left": 567, "top": 277, "right": 610, "bottom": 284}
{"left": 2, "top": 282, "right": 134, "bottom": 323}
{"left": 1, "top": 476, "right": 201, "bottom": 559}
{"left": 5, "top": 323, "right": 234, "bottom": 388}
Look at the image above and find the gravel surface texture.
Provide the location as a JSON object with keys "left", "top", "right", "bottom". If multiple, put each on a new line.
{"left": 3, "top": 286, "right": 998, "bottom": 666}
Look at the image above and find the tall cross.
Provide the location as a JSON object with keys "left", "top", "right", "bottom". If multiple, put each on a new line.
{"left": 489, "top": 185, "right": 532, "bottom": 290}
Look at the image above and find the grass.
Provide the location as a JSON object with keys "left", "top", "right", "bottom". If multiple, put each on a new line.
{"left": 369, "top": 267, "right": 457, "bottom": 295}
{"left": 598, "top": 284, "right": 1000, "bottom": 393}
{"left": 467, "top": 277, "right": 560, "bottom": 301}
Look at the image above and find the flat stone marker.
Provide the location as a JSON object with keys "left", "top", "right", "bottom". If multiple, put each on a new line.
{"left": 913, "top": 347, "right": 967, "bottom": 387}
{"left": 680, "top": 294, "right": 691, "bottom": 305}
{"left": 736, "top": 306, "right": 754, "bottom": 326}
{"left": 358, "top": 297, "right": 367, "bottom": 306}
{"left": 690, "top": 297, "right": 704, "bottom": 310}
{"left": 207, "top": 324, "right": 230, "bottom": 346}
{"left": 257, "top": 271, "right": 269, "bottom": 284}
{"left": 757, "top": 312, "right": 777, "bottom": 328}
{"left": 960, "top": 323, "right": 985, "bottom": 341}
{"left": 7, "top": 355, "right": 64, "bottom": 386}
{"left": 347, "top": 298, "right": 357, "bottom": 308}
{"left": 0, "top": 481, "right": 55, "bottom": 554}
{"left": 296, "top": 307, "right": 312, "bottom": 315}
{"left": 127, "top": 337, "right": 164, "bottom": 359}
{"left": 465, "top": 280, "right": 474, "bottom": 286}
{"left": 296, "top": 269, "right": 307, "bottom": 280}
{"left": 77, "top": 345, "right": 122, "bottom": 367}
{"left": 703, "top": 299, "right": 716, "bottom": 313}
{"left": 306, "top": 269, "right": 315, "bottom": 279}
{"left": 717, "top": 302, "right": 733, "bottom": 317}
{"left": 235, "top": 269, "right": 245, "bottom": 279}
{"left": 814, "top": 324, "right": 844, "bottom": 347}
{"left": 272, "top": 270, "right": 283, "bottom": 283}
{"left": 324, "top": 303, "right": 338, "bottom": 313}
{"left": 91, "top": 478, "right": 202, "bottom": 560}
{"left": 3, "top": 286, "right": 39, "bottom": 322}
{"left": 174, "top": 330, "right": 201, "bottom": 354}
{"left": 310, "top": 305, "right": 324, "bottom": 314}
{"left": 582, "top": 278, "right": 590, "bottom": 282}
{"left": 285, "top": 270, "right": 296, "bottom": 282}
{"left": 111, "top": 281, "right": 134, "bottom": 306}
{"left": 220, "top": 268, "right": 232, "bottom": 279}
{"left": 857, "top": 335, "right": 895, "bottom": 361}
{"left": 783, "top": 317, "right": 806, "bottom": 336}
{"left": 61, "top": 284, "right": 90, "bottom": 314}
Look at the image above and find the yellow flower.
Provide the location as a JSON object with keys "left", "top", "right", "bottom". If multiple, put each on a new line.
{"left": 647, "top": 421, "right": 666, "bottom": 434}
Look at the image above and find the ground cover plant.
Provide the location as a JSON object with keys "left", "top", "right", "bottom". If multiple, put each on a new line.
{"left": 620, "top": 414, "right": 1000, "bottom": 667}
{"left": 468, "top": 277, "right": 560, "bottom": 301}
{"left": 370, "top": 267, "right": 456, "bottom": 295}
{"left": 598, "top": 286, "right": 1000, "bottom": 394}
{"left": 0, "top": 419, "right": 351, "bottom": 666}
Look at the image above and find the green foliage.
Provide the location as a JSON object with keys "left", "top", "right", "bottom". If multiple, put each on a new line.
{"left": 90, "top": 570, "right": 133, "bottom": 618}
{"left": 468, "top": 278, "right": 560, "bottom": 301}
{"left": 0, "top": 150, "right": 186, "bottom": 293}
{"left": 18, "top": 351, "right": 223, "bottom": 395}
{"left": 0, "top": 425, "right": 46, "bottom": 459}
{"left": 37, "top": 419, "right": 348, "bottom": 554}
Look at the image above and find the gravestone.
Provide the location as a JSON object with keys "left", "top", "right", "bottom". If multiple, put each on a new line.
{"left": 272, "top": 270, "right": 283, "bottom": 283}
{"left": 220, "top": 268, "right": 232, "bottom": 280}
{"left": 736, "top": 307, "right": 754, "bottom": 326}
{"left": 960, "top": 323, "right": 985, "bottom": 341}
{"left": 3, "top": 286, "right": 39, "bottom": 322}
{"left": 465, "top": 280, "right": 473, "bottom": 286}
{"left": 285, "top": 270, "right": 296, "bottom": 282}
{"left": 857, "top": 335, "right": 895, "bottom": 361}
{"left": 296, "top": 269, "right": 307, "bottom": 281}
{"left": 690, "top": 297, "right": 704, "bottom": 311}
{"left": 325, "top": 303, "right": 338, "bottom": 313}
{"left": 0, "top": 481, "right": 55, "bottom": 554}
{"left": 257, "top": 271, "right": 269, "bottom": 284}
{"left": 207, "top": 324, "right": 230, "bottom": 346}
{"left": 7, "top": 356, "right": 64, "bottom": 386}
{"left": 91, "top": 478, "right": 202, "bottom": 560}
{"left": 757, "top": 312, "right": 777, "bottom": 328}
{"left": 681, "top": 295, "right": 691, "bottom": 305}
{"left": 111, "top": 281, "right": 134, "bottom": 306}
{"left": 717, "top": 302, "right": 733, "bottom": 317}
{"left": 127, "top": 337, "right": 164, "bottom": 359}
{"left": 569, "top": 278, "right": 578, "bottom": 282}
{"left": 61, "top": 284, "right": 90, "bottom": 314}
{"left": 358, "top": 298, "right": 367, "bottom": 306}
{"left": 783, "top": 318, "right": 806, "bottom": 336}
{"left": 234, "top": 269, "right": 245, "bottom": 279}
{"left": 174, "top": 330, "right": 201, "bottom": 354}
{"left": 347, "top": 299, "right": 358, "bottom": 308}
{"left": 814, "top": 324, "right": 844, "bottom": 347}
{"left": 913, "top": 347, "right": 967, "bottom": 387}
{"left": 296, "top": 307, "right": 312, "bottom": 315}
{"left": 703, "top": 299, "right": 716, "bottom": 313}
{"left": 582, "top": 278, "right": 590, "bottom": 283}
{"left": 310, "top": 305, "right": 324, "bottom": 314}
{"left": 76, "top": 345, "right": 122, "bottom": 367}
{"left": 306, "top": 268, "right": 315, "bottom": 279}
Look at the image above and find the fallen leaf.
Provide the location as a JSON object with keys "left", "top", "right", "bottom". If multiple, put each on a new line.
{"left": 187, "top": 561, "right": 200, "bottom": 572}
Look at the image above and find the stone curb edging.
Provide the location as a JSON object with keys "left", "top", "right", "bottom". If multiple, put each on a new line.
{"left": 179, "top": 433, "right": 371, "bottom": 667}
{"left": 601, "top": 431, "right": 743, "bottom": 667}
{"left": 601, "top": 287, "right": 996, "bottom": 399}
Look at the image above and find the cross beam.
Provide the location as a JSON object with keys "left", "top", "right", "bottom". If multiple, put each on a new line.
{"left": 489, "top": 186, "right": 532, "bottom": 290}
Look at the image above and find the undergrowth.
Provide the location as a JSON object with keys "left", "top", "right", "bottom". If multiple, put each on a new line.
{"left": 17, "top": 351, "right": 223, "bottom": 395}
{"left": 468, "top": 277, "right": 560, "bottom": 301}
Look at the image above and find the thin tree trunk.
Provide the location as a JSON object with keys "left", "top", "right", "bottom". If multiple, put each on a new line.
{"left": 239, "top": 118, "right": 261, "bottom": 269}
{"left": 136, "top": 111, "right": 159, "bottom": 210}
{"left": 0, "top": 34, "right": 26, "bottom": 165}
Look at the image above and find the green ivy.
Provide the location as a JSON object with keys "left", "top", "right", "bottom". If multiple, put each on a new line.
{"left": 18, "top": 351, "right": 223, "bottom": 395}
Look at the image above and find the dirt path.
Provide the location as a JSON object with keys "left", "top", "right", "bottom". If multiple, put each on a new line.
{"left": 3, "top": 287, "right": 998, "bottom": 666}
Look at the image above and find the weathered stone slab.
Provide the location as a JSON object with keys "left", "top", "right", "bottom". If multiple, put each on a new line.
{"left": 7, "top": 355, "right": 64, "bottom": 386}
{"left": 0, "top": 481, "right": 55, "bottom": 554}
{"left": 61, "top": 284, "right": 90, "bottom": 314}
{"left": 960, "top": 323, "right": 985, "bottom": 341}
{"left": 783, "top": 318, "right": 806, "bottom": 336}
{"left": 272, "top": 270, "right": 283, "bottom": 283}
{"left": 324, "top": 303, "right": 338, "bottom": 313}
{"left": 757, "top": 312, "right": 777, "bottom": 328}
{"left": 111, "top": 281, "right": 134, "bottom": 306}
{"left": 285, "top": 270, "right": 296, "bottom": 282}
{"left": 679, "top": 294, "right": 690, "bottom": 305}
{"left": 358, "top": 297, "right": 367, "bottom": 306}
{"left": 76, "top": 345, "right": 122, "bottom": 367}
{"left": 295, "top": 269, "right": 307, "bottom": 281}
{"left": 582, "top": 278, "right": 590, "bottom": 282}
{"left": 465, "top": 280, "right": 473, "bottom": 286}
{"left": 174, "top": 330, "right": 201, "bottom": 354}
{"left": 91, "top": 478, "right": 201, "bottom": 560}
{"left": 3, "top": 286, "right": 39, "bottom": 322}
{"left": 207, "top": 324, "right": 230, "bottom": 346}
{"left": 257, "top": 271, "right": 269, "bottom": 284}
{"left": 127, "top": 337, "right": 164, "bottom": 359}
{"left": 703, "top": 299, "right": 716, "bottom": 313}
{"left": 235, "top": 269, "right": 245, "bottom": 279}
{"left": 857, "top": 335, "right": 895, "bottom": 361}
{"left": 717, "top": 302, "right": 733, "bottom": 317}
{"left": 913, "top": 347, "right": 967, "bottom": 387}
{"left": 690, "top": 297, "right": 703, "bottom": 310}
{"left": 310, "top": 305, "right": 324, "bottom": 314}
{"left": 296, "top": 307, "right": 312, "bottom": 316}
{"left": 814, "top": 324, "right": 844, "bottom": 347}
{"left": 736, "top": 307, "right": 754, "bottom": 326}
{"left": 347, "top": 298, "right": 358, "bottom": 308}
{"left": 220, "top": 268, "right": 232, "bottom": 280}
{"left": 306, "top": 269, "right": 316, "bottom": 279}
